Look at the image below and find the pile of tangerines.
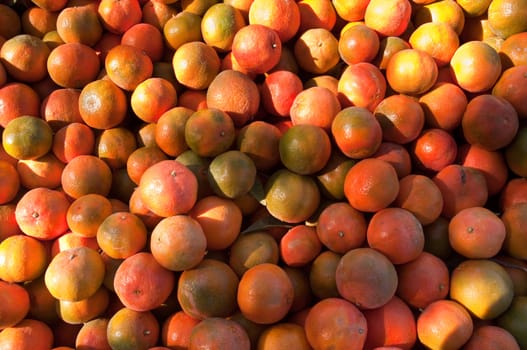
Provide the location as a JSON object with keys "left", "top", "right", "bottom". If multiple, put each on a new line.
{"left": 1, "top": 0, "right": 527, "bottom": 348}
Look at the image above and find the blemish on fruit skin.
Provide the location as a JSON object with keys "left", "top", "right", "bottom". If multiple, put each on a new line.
{"left": 467, "top": 227, "right": 474, "bottom": 233}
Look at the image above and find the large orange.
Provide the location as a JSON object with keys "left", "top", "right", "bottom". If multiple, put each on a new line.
{"left": 364, "top": 0, "right": 412, "bottom": 37}
{"left": 294, "top": 28, "right": 339, "bottom": 75}
{"left": 61, "top": 154, "right": 113, "bottom": 199}
{"left": 97, "top": 0, "right": 142, "bottom": 34}
{"left": 0, "top": 235, "right": 48, "bottom": 283}
{"left": 154, "top": 106, "right": 193, "bottom": 157}
{"left": 236, "top": 120, "right": 282, "bottom": 172}
{"left": 137, "top": 159, "right": 198, "bottom": 217}
{"left": 188, "top": 317, "right": 251, "bottom": 350}
{"left": 55, "top": 3, "right": 103, "bottom": 46}
{"left": 106, "top": 307, "right": 160, "bottom": 350}
{"left": 372, "top": 141, "right": 412, "bottom": 179}
{"left": 0, "top": 33, "right": 50, "bottom": 83}
{"left": 409, "top": 21, "right": 460, "bottom": 67}
{"left": 363, "top": 296, "right": 417, "bottom": 350}
{"left": 487, "top": 0, "right": 527, "bottom": 39}
{"left": 419, "top": 82, "right": 467, "bottom": 131}
{"left": 237, "top": 263, "right": 294, "bottom": 324}
{"left": 298, "top": 0, "right": 337, "bottom": 32}
{"left": 257, "top": 322, "right": 311, "bottom": 350}
{"left": 16, "top": 153, "right": 64, "bottom": 189}
{"left": 228, "top": 231, "right": 280, "bottom": 277}
{"left": 177, "top": 259, "right": 240, "bottom": 319}
{"left": 464, "top": 325, "right": 521, "bottom": 350}
{"left": 150, "top": 214, "right": 207, "bottom": 271}
{"left": 493, "top": 65, "right": 527, "bottom": 119}
{"left": 0, "top": 4, "right": 21, "bottom": 39}
{"left": 289, "top": 86, "right": 341, "bottom": 131}
{"left": 500, "top": 31, "right": 527, "bottom": 68}
{"left": 344, "top": 158, "right": 400, "bottom": 213}
{"left": 121, "top": 22, "right": 164, "bottom": 62}
{"left": 410, "top": 128, "right": 458, "bottom": 173}
{"left": 280, "top": 224, "right": 322, "bottom": 267}
{"left": 500, "top": 202, "right": 527, "bottom": 260}
{"left": 173, "top": 41, "right": 221, "bottom": 90}
{"left": 304, "top": 297, "right": 367, "bottom": 350}
{"left": 412, "top": 0, "right": 466, "bottom": 35}
{"left": 47, "top": 42, "right": 100, "bottom": 89}
{"left": 161, "top": 310, "right": 201, "bottom": 349}
{"left": 163, "top": 10, "right": 202, "bottom": 51}
{"left": 450, "top": 259, "right": 514, "bottom": 320}
{"left": 248, "top": 0, "right": 300, "bottom": 43}
{"left": 0, "top": 82, "right": 40, "bottom": 128}
{"left": 0, "top": 280, "right": 30, "bottom": 330}
{"left": 2, "top": 115, "right": 53, "bottom": 161}
{"left": 338, "top": 23, "right": 380, "bottom": 65}
{"left": 385, "top": 48, "right": 438, "bottom": 95}
{"left": 130, "top": 77, "right": 178, "bottom": 123}
{"left": 260, "top": 70, "right": 303, "bottom": 118}
{"left": 367, "top": 207, "right": 425, "bottom": 265}
{"left": 113, "top": 251, "right": 176, "bottom": 312}
{"left": 336, "top": 247, "right": 398, "bottom": 310}
{"left": 44, "top": 246, "right": 105, "bottom": 301}
{"left": 231, "top": 24, "right": 282, "bottom": 74}
{"left": 201, "top": 3, "right": 246, "bottom": 52}
{"left": 337, "top": 62, "right": 387, "bottom": 111}
{"left": 75, "top": 318, "right": 112, "bottom": 350}
{"left": 0, "top": 161, "right": 19, "bottom": 205}
{"left": 206, "top": 69, "right": 260, "bottom": 127}
{"left": 450, "top": 40, "right": 502, "bottom": 93}
{"left": 78, "top": 79, "right": 128, "bottom": 130}
{"left": 0, "top": 319, "right": 54, "bottom": 350}
{"left": 96, "top": 211, "right": 148, "bottom": 259}
{"left": 105, "top": 43, "right": 153, "bottom": 91}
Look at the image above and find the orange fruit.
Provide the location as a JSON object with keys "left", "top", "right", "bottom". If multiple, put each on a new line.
{"left": 0, "top": 4, "right": 21, "bottom": 39}
{"left": 163, "top": 11, "right": 203, "bottom": 51}
{"left": 44, "top": 246, "right": 105, "bottom": 301}
{"left": 96, "top": 211, "right": 147, "bottom": 259}
{"left": 496, "top": 296, "right": 527, "bottom": 348}
{"left": 78, "top": 79, "right": 128, "bottom": 130}
{"left": 363, "top": 296, "right": 417, "bottom": 350}
{"left": 231, "top": 24, "right": 282, "bottom": 74}
{"left": 336, "top": 247, "right": 398, "bottom": 310}
{"left": 419, "top": 82, "right": 468, "bottom": 131}
{"left": 126, "top": 146, "right": 168, "bottom": 185}
{"left": 47, "top": 42, "right": 100, "bottom": 89}
{"left": 17, "top": 153, "right": 65, "bottom": 190}
{"left": 15, "top": 187, "right": 70, "bottom": 240}
{"left": 432, "top": 164, "right": 488, "bottom": 218}
{"left": 154, "top": 106, "right": 193, "bottom": 157}
{"left": 0, "top": 319, "right": 54, "bottom": 350}
{"left": 457, "top": 143, "right": 509, "bottom": 196}
{"left": 138, "top": 159, "right": 198, "bottom": 217}
{"left": 304, "top": 297, "right": 367, "bottom": 350}
{"left": 2, "top": 115, "right": 53, "bottom": 161}
{"left": 57, "top": 286, "right": 110, "bottom": 325}
{"left": 256, "top": 322, "right": 311, "bottom": 350}
{"left": 394, "top": 174, "right": 444, "bottom": 226}
{"left": 21, "top": 7, "right": 58, "bottom": 38}
{"left": 161, "top": 310, "right": 201, "bottom": 349}
{"left": 0, "top": 161, "right": 19, "bottom": 205}
{"left": 487, "top": 0, "right": 527, "bottom": 39}
{"left": 279, "top": 124, "right": 331, "bottom": 175}
{"left": 188, "top": 195, "right": 242, "bottom": 251}
{"left": 248, "top": 0, "right": 300, "bottom": 43}
{"left": 0, "top": 82, "right": 41, "bottom": 128}
{"left": 178, "top": 89, "right": 208, "bottom": 111}
{"left": 373, "top": 35, "right": 411, "bottom": 70}
{"left": 413, "top": 0, "right": 466, "bottom": 35}
{"left": 464, "top": 325, "right": 521, "bottom": 350}
{"left": 501, "top": 202, "right": 527, "bottom": 260}
{"left": 66, "top": 193, "right": 113, "bottom": 238}
{"left": 237, "top": 263, "right": 294, "bottom": 324}
{"left": 372, "top": 141, "right": 412, "bottom": 179}
{"left": 364, "top": 0, "right": 412, "bottom": 37}
{"left": 177, "top": 259, "right": 240, "bottom": 319}
{"left": 493, "top": 65, "right": 527, "bottom": 119}
{"left": 207, "top": 150, "right": 257, "bottom": 199}
{"left": 0, "top": 235, "right": 48, "bottom": 283}
{"left": 106, "top": 307, "right": 160, "bottom": 350}
{"left": 337, "top": 62, "right": 387, "bottom": 111}
{"left": 344, "top": 158, "right": 400, "bottom": 213}
{"left": 228, "top": 231, "right": 280, "bottom": 277}
{"left": 500, "top": 177, "right": 527, "bottom": 211}
{"left": 367, "top": 207, "right": 425, "bottom": 265}
{"left": 121, "top": 22, "right": 164, "bottom": 62}
{"left": 259, "top": 70, "right": 303, "bottom": 117}
{"left": 236, "top": 120, "right": 282, "bottom": 172}
{"left": 385, "top": 48, "right": 438, "bottom": 95}
{"left": 0, "top": 33, "right": 50, "bottom": 83}
{"left": 462, "top": 94, "right": 519, "bottom": 151}
{"left": 303, "top": 74, "right": 339, "bottom": 94}
{"left": 61, "top": 154, "right": 113, "bottom": 199}
{"left": 298, "top": 0, "right": 337, "bottom": 32}
{"left": 175, "top": 150, "right": 215, "bottom": 200}
{"left": 264, "top": 168, "right": 321, "bottom": 224}
{"left": 50, "top": 231, "right": 100, "bottom": 259}
{"left": 0, "top": 280, "right": 30, "bottom": 330}
{"left": 294, "top": 28, "right": 339, "bottom": 75}
{"left": 450, "top": 259, "right": 514, "bottom": 320}
{"left": 289, "top": 86, "right": 341, "bottom": 131}
{"left": 113, "top": 251, "right": 175, "bottom": 312}
{"left": 331, "top": 0, "right": 369, "bottom": 21}
{"left": 97, "top": 0, "right": 142, "bottom": 34}
{"left": 331, "top": 106, "right": 383, "bottom": 159}
{"left": 410, "top": 128, "right": 458, "bottom": 173}
{"left": 55, "top": 4, "right": 103, "bottom": 46}
{"left": 374, "top": 94, "right": 425, "bottom": 145}
{"left": 417, "top": 299, "right": 473, "bottom": 350}
{"left": 130, "top": 77, "right": 178, "bottom": 123}
{"left": 280, "top": 224, "right": 322, "bottom": 267}
{"left": 338, "top": 23, "right": 380, "bottom": 65}
{"left": 450, "top": 40, "right": 502, "bottom": 93}
{"left": 51, "top": 122, "right": 95, "bottom": 163}
{"left": 96, "top": 127, "right": 138, "bottom": 170}
{"left": 201, "top": 3, "right": 246, "bottom": 52}
{"left": 173, "top": 41, "right": 221, "bottom": 90}
{"left": 188, "top": 317, "right": 251, "bottom": 350}
{"left": 409, "top": 21, "right": 460, "bottom": 67}
{"left": 150, "top": 214, "right": 207, "bottom": 271}
{"left": 75, "top": 318, "right": 112, "bottom": 350}
{"left": 396, "top": 251, "right": 450, "bottom": 310}
{"left": 316, "top": 201, "right": 367, "bottom": 254}
{"left": 500, "top": 31, "right": 527, "bottom": 68}
{"left": 206, "top": 69, "right": 260, "bottom": 127}
{"left": 105, "top": 43, "right": 153, "bottom": 91}
{"left": 0, "top": 204, "right": 22, "bottom": 241}
{"left": 40, "top": 87, "right": 81, "bottom": 131}
{"left": 308, "top": 250, "right": 341, "bottom": 299}
{"left": 316, "top": 150, "right": 357, "bottom": 200}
